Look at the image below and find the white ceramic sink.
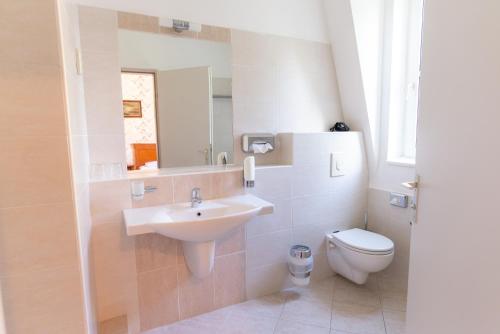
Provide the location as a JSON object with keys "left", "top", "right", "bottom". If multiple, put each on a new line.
{"left": 123, "top": 194, "right": 273, "bottom": 277}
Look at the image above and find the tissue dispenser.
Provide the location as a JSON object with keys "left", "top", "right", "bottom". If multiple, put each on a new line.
{"left": 242, "top": 133, "right": 275, "bottom": 154}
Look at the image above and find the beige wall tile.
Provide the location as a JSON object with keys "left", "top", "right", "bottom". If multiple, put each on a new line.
{"left": 137, "top": 267, "right": 179, "bottom": 331}
{"left": 2, "top": 265, "right": 86, "bottom": 334}
{"left": 0, "top": 63, "right": 67, "bottom": 136}
{"left": 118, "top": 12, "right": 159, "bottom": 33}
{"left": 211, "top": 171, "right": 244, "bottom": 198}
{"left": 0, "top": 0, "right": 60, "bottom": 66}
{"left": 90, "top": 180, "right": 131, "bottom": 225}
{"left": 177, "top": 261, "right": 215, "bottom": 319}
{"left": 0, "top": 203, "right": 79, "bottom": 277}
{"left": 215, "top": 226, "right": 245, "bottom": 256}
{"left": 214, "top": 252, "right": 246, "bottom": 308}
{"left": 131, "top": 176, "right": 174, "bottom": 208}
{"left": 92, "top": 222, "right": 138, "bottom": 321}
{"left": 198, "top": 25, "right": 231, "bottom": 43}
{"left": 173, "top": 174, "right": 214, "bottom": 203}
{"left": 135, "top": 234, "right": 177, "bottom": 273}
{"left": 0, "top": 136, "right": 72, "bottom": 208}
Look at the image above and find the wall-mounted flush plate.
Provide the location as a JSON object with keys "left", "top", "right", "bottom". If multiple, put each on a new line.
{"left": 330, "top": 152, "right": 345, "bottom": 177}
{"left": 390, "top": 192, "right": 408, "bottom": 208}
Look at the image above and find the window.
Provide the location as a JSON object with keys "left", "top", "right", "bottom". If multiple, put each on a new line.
{"left": 386, "top": 0, "right": 424, "bottom": 165}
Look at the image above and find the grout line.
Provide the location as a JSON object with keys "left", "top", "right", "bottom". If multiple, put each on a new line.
{"left": 214, "top": 250, "right": 246, "bottom": 259}
{"left": 0, "top": 200, "right": 75, "bottom": 211}
{"left": 330, "top": 277, "right": 335, "bottom": 332}
{"left": 376, "top": 275, "right": 389, "bottom": 334}
{"left": 175, "top": 245, "right": 181, "bottom": 324}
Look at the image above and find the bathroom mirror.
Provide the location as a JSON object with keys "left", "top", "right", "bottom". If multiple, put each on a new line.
{"left": 119, "top": 27, "right": 233, "bottom": 170}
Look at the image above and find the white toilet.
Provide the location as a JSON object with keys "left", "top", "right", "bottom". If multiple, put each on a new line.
{"left": 326, "top": 228, "right": 394, "bottom": 284}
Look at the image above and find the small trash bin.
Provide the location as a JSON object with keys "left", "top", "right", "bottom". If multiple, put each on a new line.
{"left": 288, "top": 244, "right": 313, "bottom": 286}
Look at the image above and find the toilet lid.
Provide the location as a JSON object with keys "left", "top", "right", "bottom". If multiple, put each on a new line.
{"left": 332, "top": 228, "right": 394, "bottom": 254}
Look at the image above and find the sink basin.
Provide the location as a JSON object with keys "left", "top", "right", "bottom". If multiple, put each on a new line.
{"left": 123, "top": 194, "right": 274, "bottom": 277}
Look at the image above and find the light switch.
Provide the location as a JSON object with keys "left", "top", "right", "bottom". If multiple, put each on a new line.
{"left": 330, "top": 152, "right": 345, "bottom": 177}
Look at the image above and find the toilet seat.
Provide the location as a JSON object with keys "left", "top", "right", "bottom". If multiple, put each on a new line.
{"left": 330, "top": 228, "right": 394, "bottom": 255}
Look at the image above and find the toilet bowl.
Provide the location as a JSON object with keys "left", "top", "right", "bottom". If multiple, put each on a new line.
{"left": 326, "top": 228, "right": 394, "bottom": 284}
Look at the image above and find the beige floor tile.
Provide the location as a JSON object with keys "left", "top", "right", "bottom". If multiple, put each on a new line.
{"left": 281, "top": 294, "right": 332, "bottom": 328}
{"left": 163, "top": 307, "right": 230, "bottom": 333}
{"left": 274, "top": 319, "right": 330, "bottom": 334}
{"left": 331, "top": 302, "right": 385, "bottom": 334}
{"left": 383, "top": 310, "right": 406, "bottom": 334}
{"left": 228, "top": 292, "right": 286, "bottom": 319}
{"left": 378, "top": 276, "right": 408, "bottom": 294}
{"left": 381, "top": 291, "right": 407, "bottom": 312}
{"left": 333, "top": 285, "right": 381, "bottom": 307}
{"left": 334, "top": 274, "right": 379, "bottom": 293}
{"left": 283, "top": 276, "right": 335, "bottom": 303}
{"left": 219, "top": 312, "right": 277, "bottom": 334}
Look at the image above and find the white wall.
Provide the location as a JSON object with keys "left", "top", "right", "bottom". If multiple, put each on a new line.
{"left": 231, "top": 29, "right": 344, "bottom": 165}
{"left": 324, "top": 0, "right": 416, "bottom": 193}
{"left": 406, "top": 0, "right": 500, "bottom": 333}
{"left": 350, "top": 0, "right": 384, "bottom": 153}
{"left": 118, "top": 30, "right": 232, "bottom": 78}
{"left": 69, "top": 0, "right": 330, "bottom": 43}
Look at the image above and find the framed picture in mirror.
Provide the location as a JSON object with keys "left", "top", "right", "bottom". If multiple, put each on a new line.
{"left": 123, "top": 100, "right": 142, "bottom": 118}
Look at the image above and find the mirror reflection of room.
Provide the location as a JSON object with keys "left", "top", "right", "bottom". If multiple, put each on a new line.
{"left": 119, "top": 25, "right": 233, "bottom": 170}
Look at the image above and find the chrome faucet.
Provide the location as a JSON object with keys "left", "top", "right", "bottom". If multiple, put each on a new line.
{"left": 191, "top": 187, "right": 202, "bottom": 208}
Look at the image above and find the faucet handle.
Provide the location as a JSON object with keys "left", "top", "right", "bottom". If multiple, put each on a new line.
{"left": 192, "top": 187, "right": 201, "bottom": 197}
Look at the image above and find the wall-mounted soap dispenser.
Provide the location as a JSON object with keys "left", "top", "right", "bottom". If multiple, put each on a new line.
{"left": 243, "top": 156, "right": 255, "bottom": 187}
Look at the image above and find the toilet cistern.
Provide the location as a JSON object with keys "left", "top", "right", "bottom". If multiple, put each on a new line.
{"left": 191, "top": 187, "right": 202, "bottom": 208}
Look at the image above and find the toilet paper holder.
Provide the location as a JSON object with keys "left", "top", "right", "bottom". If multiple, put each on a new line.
{"left": 241, "top": 133, "right": 275, "bottom": 153}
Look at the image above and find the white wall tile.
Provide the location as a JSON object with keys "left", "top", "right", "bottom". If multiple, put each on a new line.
{"left": 246, "top": 198, "right": 292, "bottom": 238}
{"left": 292, "top": 194, "right": 336, "bottom": 227}
{"left": 248, "top": 166, "right": 293, "bottom": 200}
{"left": 367, "top": 188, "right": 411, "bottom": 280}
{"left": 292, "top": 223, "right": 332, "bottom": 255}
{"left": 246, "top": 229, "right": 292, "bottom": 269}
{"left": 310, "top": 252, "right": 333, "bottom": 282}
{"left": 246, "top": 263, "right": 292, "bottom": 299}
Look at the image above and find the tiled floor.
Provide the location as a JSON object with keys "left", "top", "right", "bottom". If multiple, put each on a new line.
{"left": 143, "top": 274, "right": 407, "bottom": 334}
